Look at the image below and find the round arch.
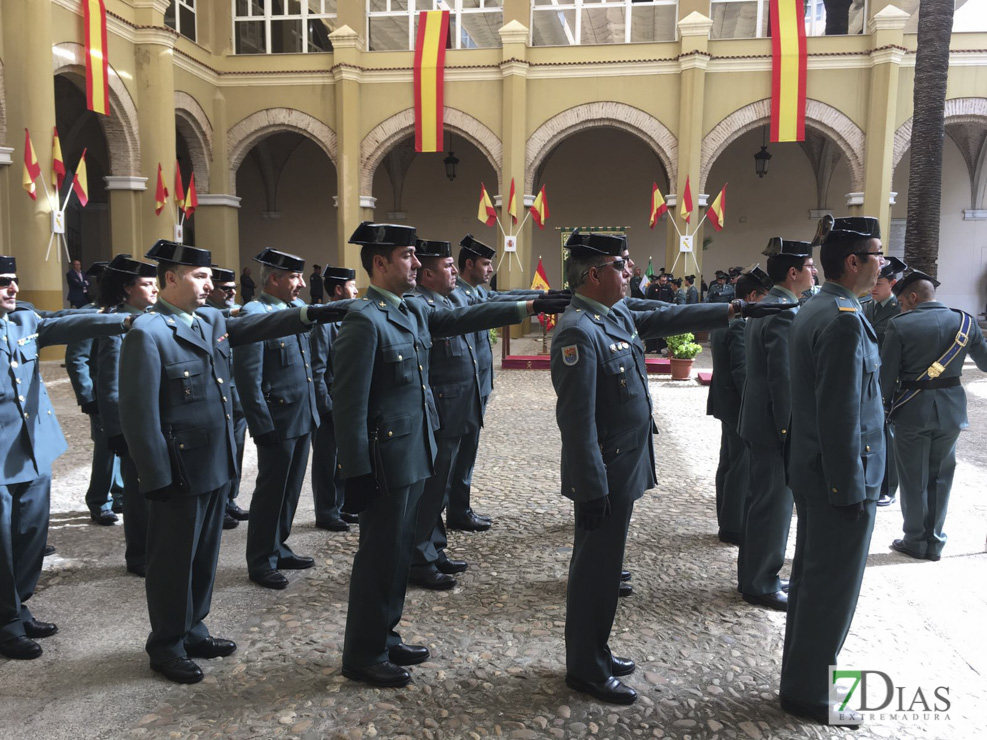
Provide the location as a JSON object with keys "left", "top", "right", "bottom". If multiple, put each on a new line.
{"left": 360, "top": 108, "right": 503, "bottom": 194}
{"left": 525, "top": 103, "right": 677, "bottom": 193}
{"left": 700, "top": 99, "right": 865, "bottom": 193}
{"left": 228, "top": 108, "right": 337, "bottom": 194}
{"left": 52, "top": 42, "right": 140, "bottom": 176}
{"left": 175, "top": 91, "right": 213, "bottom": 193}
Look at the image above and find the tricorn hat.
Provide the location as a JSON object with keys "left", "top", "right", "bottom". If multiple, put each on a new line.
{"left": 145, "top": 240, "right": 212, "bottom": 267}
{"left": 415, "top": 239, "right": 452, "bottom": 259}
{"left": 0, "top": 255, "right": 16, "bottom": 273}
{"left": 85, "top": 261, "right": 110, "bottom": 278}
{"left": 459, "top": 234, "right": 496, "bottom": 260}
{"left": 879, "top": 255, "right": 907, "bottom": 281}
{"left": 763, "top": 237, "right": 814, "bottom": 258}
{"left": 349, "top": 222, "right": 417, "bottom": 247}
{"left": 563, "top": 229, "right": 624, "bottom": 257}
{"left": 107, "top": 254, "right": 156, "bottom": 278}
{"left": 253, "top": 248, "right": 305, "bottom": 273}
{"left": 322, "top": 266, "right": 356, "bottom": 282}
{"left": 211, "top": 266, "right": 236, "bottom": 284}
{"left": 741, "top": 262, "right": 772, "bottom": 291}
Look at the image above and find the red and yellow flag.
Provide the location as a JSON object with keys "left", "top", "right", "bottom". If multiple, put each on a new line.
{"left": 477, "top": 182, "right": 497, "bottom": 226}
{"left": 680, "top": 176, "right": 693, "bottom": 223}
{"left": 184, "top": 173, "right": 198, "bottom": 218}
{"left": 707, "top": 184, "right": 727, "bottom": 232}
{"left": 174, "top": 160, "right": 186, "bottom": 208}
{"left": 84, "top": 0, "right": 110, "bottom": 116}
{"left": 72, "top": 149, "right": 90, "bottom": 207}
{"left": 770, "top": 0, "right": 807, "bottom": 142}
{"left": 413, "top": 10, "right": 449, "bottom": 153}
{"left": 649, "top": 182, "right": 668, "bottom": 229}
{"left": 155, "top": 163, "right": 168, "bottom": 216}
{"left": 52, "top": 128, "right": 66, "bottom": 191}
{"left": 530, "top": 185, "right": 549, "bottom": 229}
{"left": 23, "top": 129, "right": 41, "bottom": 200}
{"left": 531, "top": 258, "right": 555, "bottom": 331}
{"left": 507, "top": 178, "right": 518, "bottom": 225}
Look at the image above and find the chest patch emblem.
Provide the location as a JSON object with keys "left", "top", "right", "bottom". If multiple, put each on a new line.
{"left": 561, "top": 345, "right": 579, "bottom": 366}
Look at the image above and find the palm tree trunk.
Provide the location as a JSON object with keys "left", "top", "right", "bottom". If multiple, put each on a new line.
{"left": 903, "top": 0, "right": 955, "bottom": 278}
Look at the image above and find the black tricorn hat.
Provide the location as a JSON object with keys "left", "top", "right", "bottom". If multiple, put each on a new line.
{"left": 0, "top": 255, "right": 16, "bottom": 273}
{"left": 415, "top": 239, "right": 452, "bottom": 259}
{"left": 107, "top": 254, "right": 157, "bottom": 278}
{"left": 763, "top": 237, "right": 814, "bottom": 258}
{"left": 879, "top": 255, "right": 907, "bottom": 281}
{"left": 459, "top": 234, "right": 496, "bottom": 260}
{"left": 818, "top": 216, "right": 881, "bottom": 248}
{"left": 742, "top": 262, "right": 772, "bottom": 291}
{"left": 253, "top": 248, "right": 305, "bottom": 273}
{"left": 892, "top": 269, "right": 941, "bottom": 296}
{"left": 563, "top": 230, "right": 624, "bottom": 257}
{"left": 211, "top": 266, "right": 236, "bottom": 284}
{"left": 349, "top": 222, "right": 417, "bottom": 247}
{"left": 322, "top": 266, "right": 356, "bottom": 281}
{"left": 85, "top": 261, "right": 110, "bottom": 277}
{"left": 146, "top": 240, "right": 212, "bottom": 267}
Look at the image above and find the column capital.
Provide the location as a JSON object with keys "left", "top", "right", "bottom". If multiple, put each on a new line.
{"left": 499, "top": 20, "right": 529, "bottom": 46}
{"left": 132, "top": 0, "right": 172, "bottom": 12}
{"left": 329, "top": 24, "right": 363, "bottom": 50}
{"left": 0, "top": 147, "right": 14, "bottom": 166}
{"left": 197, "top": 194, "right": 242, "bottom": 209}
{"left": 103, "top": 176, "right": 148, "bottom": 191}
{"left": 845, "top": 192, "right": 865, "bottom": 206}
{"left": 678, "top": 11, "right": 713, "bottom": 38}
{"left": 134, "top": 26, "right": 178, "bottom": 48}
{"left": 359, "top": 196, "right": 377, "bottom": 209}
{"left": 869, "top": 4, "right": 911, "bottom": 33}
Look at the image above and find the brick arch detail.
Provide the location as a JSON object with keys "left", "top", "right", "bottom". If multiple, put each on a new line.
{"left": 360, "top": 108, "right": 503, "bottom": 194}
{"left": 892, "top": 97, "right": 987, "bottom": 171}
{"left": 52, "top": 42, "right": 140, "bottom": 176}
{"left": 175, "top": 91, "right": 213, "bottom": 193}
{"left": 227, "top": 108, "right": 337, "bottom": 194}
{"left": 700, "top": 98, "right": 865, "bottom": 193}
{"left": 525, "top": 103, "right": 677, "bottom": 192}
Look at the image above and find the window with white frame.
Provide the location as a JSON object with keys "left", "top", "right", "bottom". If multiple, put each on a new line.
{"left": 234, "top": 1, "right": 338, "bottom": 55}
{"left": 165, "top": 0, "right": 197, "bottom": 42}
{"left": 530, "top": 0, "right": 678, "bottom": 47}
{"left": 709, "top": 0, "right": 867, "bottom": 40}
{"left": 367, "top": 1, "right": 504, "bottom": 52}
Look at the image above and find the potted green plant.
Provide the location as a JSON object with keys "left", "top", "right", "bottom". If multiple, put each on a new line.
{"left": 665, "top": 333, "right": 702, "bottom": 380}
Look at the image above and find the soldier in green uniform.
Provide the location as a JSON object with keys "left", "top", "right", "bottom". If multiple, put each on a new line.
{"left": 881, "top": 270, "right": 987, "bottom": 560}
{"left": 737, "top": 238, "right": 816, "bottom": 611}
{"left": 781, "top": 217, "right": 887, "bottom": 727}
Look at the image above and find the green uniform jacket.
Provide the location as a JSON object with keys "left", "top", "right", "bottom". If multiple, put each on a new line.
{"left": 788, "top": 283, "right": 885, "bottom": 506}
{"left": 863, "top": 295, "right": 900, "bottom": 350}
{"left": 707, "top": 317, "right": 746, "bottom": 429}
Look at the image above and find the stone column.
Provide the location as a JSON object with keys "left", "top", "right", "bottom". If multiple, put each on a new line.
{"left": 499, "top": 20, "right": 529, "bottom": 294}
{"left": 104, "top": 176, "right": 148, "bottom": 255}
{"left": 860, "top": 5, "right": 910, "bottom": 238}
{"left": 196, "top": 195, "right": 242, "bottom": 272}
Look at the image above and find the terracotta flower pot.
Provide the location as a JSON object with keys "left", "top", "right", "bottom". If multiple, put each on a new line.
{"left": 669, "top": 357, "right": 694, "bottom": 380}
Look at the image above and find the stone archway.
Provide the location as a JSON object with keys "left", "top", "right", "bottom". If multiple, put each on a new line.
{"left": 700, "top": 99, "right": 866, "bottom": 194}
{"left": 525, "top": 103, "right": 677, "bottom": 193}
{"left": 360, "top": 108, "right": 503, "bottom": 194}
{"left": 175, "top": 91, "right": 213, "bottom": 193}
{"left": 228, "top": 108, "right": 337, "bottom": 194}
{"left": 52, "top": 42, "right": 140, "bottom": 176}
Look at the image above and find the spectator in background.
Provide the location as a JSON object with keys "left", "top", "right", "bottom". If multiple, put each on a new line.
{"left": 66, "top": 259, "right": 89, "bottom": 308}
{"left": 310, "top": 265, "right": 324, "bottom": 304}
{"left": 630, "top": 267, "right": 644, "bottom": 298}
{"left": 240, "top": 267, "right": 256, "bottom": 302}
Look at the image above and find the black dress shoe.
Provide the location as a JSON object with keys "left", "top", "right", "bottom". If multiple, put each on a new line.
{"left": 890, "top": 539, "right": 926, "bottom": 560}
{"left": 316, "top": 517, "right": 350, "bottom": 532}
{"left": 0, "top": 635, "right": 43, "bottom": 660}
{"left": 718, "top": 529, "right": 742, "bottom": 546}
{"left": 151, "top": 656, "right": 204, "bottom": 684}
{"left": 223, "top": 513, "right": 239, "bottom": 530}
{"left": 127, "top": 563, "right": 147, "bottom": 578}
{"left": 409, "top": 569, "right": 457, "bottom": 590}
{"left": 780, "top": 695, "right": 863, "bottom": 728}
{"left": 743, "top": 590, "right": 788, "bottom": 611}
{"left": 618, "top": 582, "right": 633, "bottom": 598}
{"left": 876, "top": 494, "right": 895, "bottom": 507}
{"left": 23, "top": 619, "right": 58, "bottom": 639}
{"left": 227, "top": 502, "right": 250, "bottom": 520}
{"left": 620, "top": 570, "right": 632, "bottom": 582}
{"left": 388, "top": 643, "right": 430, "bottom": 666}
{"left": 342, "top": 661, "right": 411, "bottom": 687}
{"left": 925, "top": 551, "right": 942, "bottom": 562}
{"left": 250, "top": 569, "right": 289, "bottom": 590}
{"left": 43, "top": 544, "right": 56, "bottom": 557}
{"left": 186, "top": 637, "right": 237, "bottom": 659}
{"left": 340, "top": 512, "right": 360, "bottom": 524}
{"left": 277, "top": 554, "right": 315, "bottom": 570}
{"left": 436, "top": 557, "right": 469, "bottom": 575}
{"left": 447, "top": 510, "right": 492, "bottom": 532}
{"left": 565, "top": 675, "right": 637, "bottom": 705}
{"left": 90, "top": 510, "right": 119, "bottom": 525}
{"left": 611, "top": 656, "right": 635, "bottom": 677}
{"left": 111, "top": 500, "right": 124, "bottom": 514}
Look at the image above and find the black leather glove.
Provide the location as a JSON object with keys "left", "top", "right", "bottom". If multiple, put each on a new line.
{"left": 308, "top": 304, "right": 349, "bottom": 323}
{"left": 81, "top": 400, "right": 99, "bottom": 415}
{"left": 107, "top": 435, "right": 128, "bottom": 456}
{"left": 833, "top": 501, "right": 865, "bottom": 523}
{"left": 532, "top": 297, "right": 571, "bottom": 315}
{"left": 545, "top": 289, "right": 572, "bottom": 300}
{"left": 144, "top": 486, "right": 171, "bottom": 502}
{"left": 344, "top": 473, "right": 379, "bottom": 514}
{"left": 732, "top": 299, "right": 798, "bottom": 319}
{"left": 574, "top": 495, "right": 611, "bottom": 531}
{"left": 253, "top": 431, "right": 279, "bottom": 448}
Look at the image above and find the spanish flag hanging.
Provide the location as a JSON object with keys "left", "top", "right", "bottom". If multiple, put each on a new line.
{"left": 770, "top": 0, "right": 807, "bottom": 142}
{"left": 413, "top": 10, "right": 449, "bottom": 153}
{"left": 84, "top": 0, "right": 110, "bottom": 116}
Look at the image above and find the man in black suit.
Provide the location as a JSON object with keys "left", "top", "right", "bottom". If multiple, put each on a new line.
{"left": 66, "top": 259, "right": 90, "bottom": 308}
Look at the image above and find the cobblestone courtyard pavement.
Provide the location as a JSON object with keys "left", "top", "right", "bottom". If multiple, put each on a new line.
{"left": 2, "top": 348, "right": 986, "bottom": 740}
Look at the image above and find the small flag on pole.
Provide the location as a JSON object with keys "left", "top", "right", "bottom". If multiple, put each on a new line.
{"left": 477, "top": 183, "right": 497, "bottom": 226}
{"left": 23, "top": 129, "right": 41, "bottom": 200}
{"left": 530, "top": 185, "right": 549, "bottom": 229}
{"left": 174, "top": 160, "right": 186, "bottom": 209}
{"left": 83, "top": 0, "right": 110, "bottom": 116}
{"left": 52, "top": 128, "right": 66, "bottom": 191}
{"left": 155, "top": 163, "right": 168, "bottom": 216}
{"left": 707, "top": 184, "right": 727, "bottom": 232}
{"left": 530, "top": 258, "right": 555, "bottom": 331}
{"left": 184, "top": 173, "right": 198, "bottom": 218}
{"left": 72, "top": 149, "right": 90, "bottom": 207}
{"left": 649, "top": 182, "right": 668, "bottom": 229}
{"left": 680, "top": 176, "right": 693, "bottom": 223}
{"left": 507, "top": 178, "right": 518, "bottom": 225}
